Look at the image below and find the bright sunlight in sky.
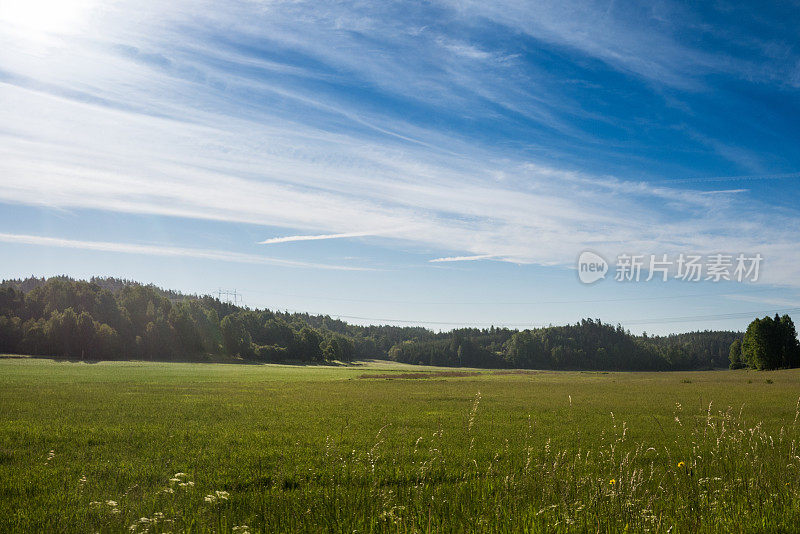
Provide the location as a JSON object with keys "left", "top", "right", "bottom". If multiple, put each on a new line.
{"left": 0, "top": 0, "right": 94, "bottom": 39}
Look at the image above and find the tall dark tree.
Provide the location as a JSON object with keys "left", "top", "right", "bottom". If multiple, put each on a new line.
{"left": 298, "top": 327, "right": 324, "bottom": 361}
{"left": 0, "top": 315, "right": 22, "bottom": 353}
{"left": 778, "top": 315, "right": 800, "bottom": 368}
{"left": 321, "top": 334, "right": 354, "bottom": 362}
{"left": 741, "top": 315, "right": 800, "bottom": 370}
{"left": 221, "top": 314, "right": 252, "bottom": 358}
{"left": 729, "top": 339, "right": 744, "bottom": 369}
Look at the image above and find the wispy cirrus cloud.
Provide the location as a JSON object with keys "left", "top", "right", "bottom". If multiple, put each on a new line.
{"left": 260, "top": 231, "right": 377, "bottom": 245}
{"left": 429, "top": 254, "right": 497, "bottom": 263}
{"left": 443, "top": 0, "right": 799, "bottom": 90}
{"left": 1, "top": 80, "right": 799, "bottom": 284}
{"left": 0, "top": 233, "right": 372, "bottom": 271}
{"left": 1, "top": 0, "right": 799, "bottom": 288}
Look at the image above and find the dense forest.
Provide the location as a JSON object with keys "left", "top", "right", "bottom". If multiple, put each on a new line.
{"left": 0, "top": 275, "right": 780, "bottom": 371}
{"left": 388, "top": 322, "right": 741, "bottom": 371}
{"left": 0, "top": 276, "right": 430, "bottom": 363}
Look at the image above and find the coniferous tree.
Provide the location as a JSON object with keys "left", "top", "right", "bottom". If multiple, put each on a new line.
{"left": 729, "top": 339, "right": 744, "bottom": 369}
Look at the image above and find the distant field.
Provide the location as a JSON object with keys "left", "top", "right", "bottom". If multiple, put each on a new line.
{"left": 1, "top": 357, "right": 799, "bottom": 532}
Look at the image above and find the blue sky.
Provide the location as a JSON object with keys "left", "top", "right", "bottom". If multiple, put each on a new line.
{"left": 1, "top": 0, "right": 799, "bottom": 334}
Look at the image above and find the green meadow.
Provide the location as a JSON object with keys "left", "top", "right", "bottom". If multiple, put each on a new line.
{"left": 1, "top": 357, "right": 799, "bottom": 532}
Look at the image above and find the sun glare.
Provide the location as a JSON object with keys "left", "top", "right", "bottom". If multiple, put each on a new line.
{"left": 0, "top": 0, "right": 95, "bottom": 39}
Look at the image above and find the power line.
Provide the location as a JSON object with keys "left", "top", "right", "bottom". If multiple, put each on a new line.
{"left": 286, "top": 305, "right": 800, "bottom": 329}
{"left": 214, "top": 288, "right": 799, "bottom": 329}
{"left": 620, "top": 307, "right": 800, "bottom": 326}
{"left": 230, "top": 285, "right": 783, "bottom": 306}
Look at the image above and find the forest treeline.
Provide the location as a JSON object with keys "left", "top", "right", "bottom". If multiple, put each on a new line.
{"left": 388, "top": 322, "right": 740, "bottom": 370}
{"left": 0, "top": 277, "right": 428, "bottom": 363}
{"left": 0, "top": 276, "right": 788, "bottom": 370}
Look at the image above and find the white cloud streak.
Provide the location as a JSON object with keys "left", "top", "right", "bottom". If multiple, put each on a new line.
{"left": 0, "top": 233, "right": 372, "bottom": 271}
{"left": 260, "top": 231, "right": 378, "bottom": 245}
{"left": 429, "top": 254, "right": 496, "bottom": 263}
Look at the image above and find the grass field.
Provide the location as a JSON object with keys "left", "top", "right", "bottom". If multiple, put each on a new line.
{"left": 1, "top": 357, "right": 799, "bottom": 532}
